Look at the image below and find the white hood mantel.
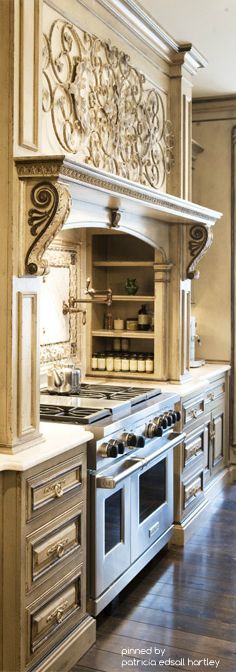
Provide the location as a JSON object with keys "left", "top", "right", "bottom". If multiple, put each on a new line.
{"left": 15, "top": 155, "right": 221, "bottom": 280}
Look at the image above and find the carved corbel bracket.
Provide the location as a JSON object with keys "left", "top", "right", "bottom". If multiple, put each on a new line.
{"left": 186, "top": 224, "right": 213, "bottom": 280}
{"left": 15, "top": 161, "right": 71, "bottom": 276}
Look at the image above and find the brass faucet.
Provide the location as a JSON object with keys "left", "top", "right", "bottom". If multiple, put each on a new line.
{"left": 62, "top": 277, "right": 112, "bottom": 325}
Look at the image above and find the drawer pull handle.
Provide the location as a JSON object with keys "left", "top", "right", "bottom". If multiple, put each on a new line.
{"left": 47, "top": 537, "right": 69, "bottom": 559}
{"left": 46, "top": 600, "right": 68, "bottom": 625}
{"left": 56, "top": 542, "right": 65, "bottom": 558}
{"left": 190, "top": 409, "right": 198, "bottom": 419}
{"left": 209, "top": 393, "right": 215, "bottom": 401}
{"left": 54, "top": 482, "right": 64, "bottom": 498}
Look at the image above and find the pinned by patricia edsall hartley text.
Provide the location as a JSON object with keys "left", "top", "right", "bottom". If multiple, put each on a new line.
{"left": 121, "top": 647, "right": 221, "bottom": 668}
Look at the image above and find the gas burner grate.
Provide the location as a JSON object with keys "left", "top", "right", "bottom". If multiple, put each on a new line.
{"left": 40, "top": 405, "right": 66, "bottom": 417}
{"left": 40, "top": 403, "right": 110, "bottom": 424}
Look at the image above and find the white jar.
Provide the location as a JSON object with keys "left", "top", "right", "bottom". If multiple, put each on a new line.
{"left": 114, "top": 318, "right": 124, "bottom": 330}
{"left": 91, "top": 353, "right": 98, "bottom": 370}
{"left": 97, "top": 353, "right": 106, "bottom": 371}
{"left": 106, "top": 354, "right": 114, "bottom": 372}
{"left": 121, "top": 355, "right": 130, "bottom": 372}
{"left": 137, "top": 355, "right": 145, "bottom": 373}
{"left": 114, "top": 355, "right": 121, "bottom": 372}
{"left": 129, "top": 354, "right": 138, "bottom": 372}
{"left": 145, "top": 355, "right": 154, "bottom": 373}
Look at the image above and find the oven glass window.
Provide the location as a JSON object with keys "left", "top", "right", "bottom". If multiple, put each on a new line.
{"left": 105, "top": 490, "right": 122, "bottom": 554}
{"left": 139, "top": 459, "right": 166, "bottom": 523}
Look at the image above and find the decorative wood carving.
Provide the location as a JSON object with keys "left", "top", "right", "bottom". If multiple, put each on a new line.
{"left": 186, "top": 224, "right": 213, "bottom": 279}
{"left": 26, "top": 181, "right": 71, "bottom": 275}
{"left": 42, "top": 19, "right": 174, "bottom": 190}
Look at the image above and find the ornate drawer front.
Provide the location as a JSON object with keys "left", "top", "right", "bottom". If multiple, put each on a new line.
{"left": 183, "top": 395, "right": 205, "bottom": 427}
{"left": 205, "top": 379, "right": 225, "bottom": 407}
{"left": 26, "top": 504, "right": 84, "bottom": 591}
{"left": 184, "top": 428, "right": 204, "bottom": 469}
{"left": 27, "top": 567, "right": 85, "bottom": 665}
{"left": 183, "top": 470, "right": 204, "bottom": 511}
{"left": 26, "top": 453, "right": 86, "bottom": 521}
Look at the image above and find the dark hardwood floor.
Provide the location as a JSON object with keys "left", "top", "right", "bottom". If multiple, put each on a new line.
{"left": 72, "top": 483, "right": 236, "bottom": 672}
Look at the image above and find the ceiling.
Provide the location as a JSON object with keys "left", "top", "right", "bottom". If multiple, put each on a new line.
{"left": 137, "top": 0, "right": 236, "bottom": 98}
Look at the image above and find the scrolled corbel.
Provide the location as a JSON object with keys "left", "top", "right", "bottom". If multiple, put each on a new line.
{"left": 186, "top": 224, "right": 213, "bottom": 280}
{"left": 25, "top": 180, "right": 71, "bottom": 275}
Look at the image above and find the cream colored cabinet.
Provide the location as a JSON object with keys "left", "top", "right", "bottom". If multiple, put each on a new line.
{"left": 204, "top": 400, "right": 225, "bottom": 484}
{"left": 173, "top": 372, "right": 229, "bottom": 544}
{"left": 0, "top": 444, "right": 95, "bottom": 672}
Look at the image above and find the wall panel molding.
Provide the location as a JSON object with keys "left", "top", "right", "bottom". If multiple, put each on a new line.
{"left": 19, "top": 0, "right": 41, "bottom": 150}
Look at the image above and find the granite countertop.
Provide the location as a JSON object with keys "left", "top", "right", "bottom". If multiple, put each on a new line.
{"left": 0, "top": 422, "right": 93, "bottom": 472}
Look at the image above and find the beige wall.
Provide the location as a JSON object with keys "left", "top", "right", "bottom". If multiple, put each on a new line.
{"left": 192, "top": 102, "right": 236, "bottom": 363}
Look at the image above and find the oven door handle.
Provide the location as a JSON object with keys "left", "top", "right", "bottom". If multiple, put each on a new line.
{"left": 96, "top": 458, "right": 145, "bottom": 489}
{"left": 96, "top": 432, "right": 185, "bottom": 489}
{"left": 141, "top": 431, "right": 186, "bottom": 469}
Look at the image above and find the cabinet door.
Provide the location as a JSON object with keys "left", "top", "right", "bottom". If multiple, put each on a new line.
{"left": 211, "top": 402, "right": 225, "bottom": 475}
{"left": 203, "top": 411, "right": 212, "bottom": 484}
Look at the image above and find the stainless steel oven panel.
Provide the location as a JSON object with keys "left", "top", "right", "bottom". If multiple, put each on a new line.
{"left": 130, "top": 447, "right": 173, "bottom": 564}
{"left": 89, "top": 474, "right": 131, "bottom": 599}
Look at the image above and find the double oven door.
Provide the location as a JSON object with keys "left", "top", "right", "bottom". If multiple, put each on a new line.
{"left": 89, "top": 437, "right": 178, "bottom": 601}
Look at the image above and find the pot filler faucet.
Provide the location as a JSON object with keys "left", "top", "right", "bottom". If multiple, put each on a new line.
{"left": 62, "top": 277, "right": 113, "bottom": 324}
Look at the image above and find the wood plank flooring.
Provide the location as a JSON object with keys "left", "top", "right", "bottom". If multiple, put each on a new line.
{"left": 72, "top": 483, "right": 236, "bottom": 672}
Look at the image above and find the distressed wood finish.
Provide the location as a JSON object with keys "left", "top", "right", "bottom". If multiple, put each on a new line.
{"left": 0, "top": 443, "right": 95, "bottom": 672}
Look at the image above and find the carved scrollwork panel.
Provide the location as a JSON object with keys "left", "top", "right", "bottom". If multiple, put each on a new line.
{"left": 42, "top": 18, "right": 174, "bottom": 190}
{"left": 186, "top": 224, "right": 213, "bottom": 279}
{"left": 25, "top": 181, "right": 71, "bottom": 276}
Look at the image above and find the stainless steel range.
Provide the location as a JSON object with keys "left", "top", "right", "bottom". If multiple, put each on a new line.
{"left": 40, "top": 383, "right": 184, "bottom": 615}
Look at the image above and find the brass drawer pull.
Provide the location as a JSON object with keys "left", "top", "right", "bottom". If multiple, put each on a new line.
{"left": 54, "top": 482, "right": 64, "bottom": 498}
{"left": 47, "top": 537, "right": 69, "bottom": 559}
{"left": 46, "top": 600, "right": 68, "bottom": 625}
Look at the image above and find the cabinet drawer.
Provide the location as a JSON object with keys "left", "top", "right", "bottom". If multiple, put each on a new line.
{"left": 205, "top": 378, "right": 225, "bottom": 407}
{"left": 26, "top": 453, "right": 86, "bottom": 522}
{"left": 26, "top": 503, "right": 84, "bottom": 592}
{"left": 183, "top": 470, "right": 204, "bottom": 513}
{"left": 26, "top": 567, "right": 85, "bottom": 666}
{"left": 182, "top": 395, "right": 205, "bottom": 428}
{"left": 183, "top": 426, "right": 204, "bottom": 469}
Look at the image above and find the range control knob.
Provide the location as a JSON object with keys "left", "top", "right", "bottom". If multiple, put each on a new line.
{"left": 122, "top": 432, "right": 137, "bottom": 447}
{"left": 136, "top": 435, "right": 145, "bottom": 448}
{"left": 160, "top": 416, "right": 168, "bottom": 429}
{"left": 146, "top": 421, "right": 163, "bottom": 438}
{"left": 99, "top": 440, "right": 119, "bottom": 458}
{"left": 116, "top": 440, "right": 125, "bottom": 455}
{"left": 169, "top": 411, "right": 177, "bottom": 423}
{"left": 121, "top": 433, "right": 145, "bottom": 448}
{"left": 164, "top": 413, "right": 174, "bottom": 427}
{"left": 176, "top": 410, "right": 181, "bottom": 421}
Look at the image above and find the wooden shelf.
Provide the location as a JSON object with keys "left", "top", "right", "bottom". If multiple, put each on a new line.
{"left": 112, "top": 295, "right": 154, "bottom": 301}
{"left": 92, "top": 330, "right": 155, "bottom": 339}
{"left": 87, "top": 370, "right": 157, "bottom": 380}
{"left": 93, "top": 261, "right": 154, "bottom": 267}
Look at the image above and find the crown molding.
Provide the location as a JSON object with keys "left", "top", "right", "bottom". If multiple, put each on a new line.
{"left": 193, "top": 95, "right": 236, "bottom": 121}
{"left": 83, "top": 0, "right": 207, "bottom": 72}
